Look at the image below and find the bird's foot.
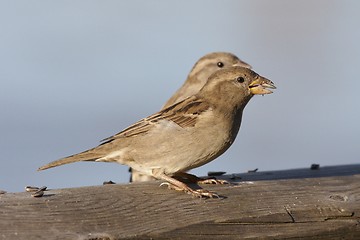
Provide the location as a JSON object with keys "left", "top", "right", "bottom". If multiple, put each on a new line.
{"left": 174, "top": 172, "right": 229, "bottom": 185}
{"left": 188, "top": 189, "right": 220, "bottom": 198}
{"left": 197, "top": 177, "right": 230, "bottom": 185}
{"left": 160, "top": 182, "right": 184, "bottom": 191}
{"left": 160, "top": 182, "right": 219, "bottom": 198}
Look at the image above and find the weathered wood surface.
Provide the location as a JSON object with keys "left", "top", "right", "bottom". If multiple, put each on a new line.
{"left": 1, "top": 164, "right": 360, "bottom": 239}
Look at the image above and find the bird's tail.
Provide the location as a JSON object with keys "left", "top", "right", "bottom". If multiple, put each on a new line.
{"left": 38, "top": 148, "right": 102, "bottom": 171}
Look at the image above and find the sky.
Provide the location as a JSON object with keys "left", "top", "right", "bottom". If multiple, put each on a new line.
{"left": 1, "top": 0, "right": 359, "bottom": 192}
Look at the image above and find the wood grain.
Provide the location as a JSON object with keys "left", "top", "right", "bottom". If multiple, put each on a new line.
{"left": 1, "top": 164, "right": 359, "bottom": 239}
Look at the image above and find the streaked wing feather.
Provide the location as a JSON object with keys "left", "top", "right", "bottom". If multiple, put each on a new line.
{"left": 101, "top": 96, "right": 210, "bottom": 144}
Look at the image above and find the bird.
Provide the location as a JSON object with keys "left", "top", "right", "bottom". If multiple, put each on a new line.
{"left": 131, "top": 52, "right": 251, "bottom": 182}
{"left": 163, "top": 52, "right": 251, "bottom": 108}
{"left": 38, "top": 66, "right": 276, "bottom": 198}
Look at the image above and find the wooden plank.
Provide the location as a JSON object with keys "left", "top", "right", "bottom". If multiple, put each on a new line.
{"left": 0, "top": 164, "right": 360, "bottom": 239}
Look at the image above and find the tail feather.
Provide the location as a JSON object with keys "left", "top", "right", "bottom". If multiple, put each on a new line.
{"left": 38, "top": 148, "right": 103, "bottom": 171}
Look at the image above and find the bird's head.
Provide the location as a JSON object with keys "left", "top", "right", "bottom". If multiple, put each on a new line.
{"left": 188, "top": 52, "right": 252, "bottom": 84}
{"left": 198, "top": 66, "right": 276, "bottom": 110}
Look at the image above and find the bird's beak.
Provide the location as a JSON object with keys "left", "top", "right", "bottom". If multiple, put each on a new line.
{"left": 249, "top": 76, "right": 276, "bottom": 95}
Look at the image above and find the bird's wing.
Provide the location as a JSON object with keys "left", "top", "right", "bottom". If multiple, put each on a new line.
{"left": 101, "top": 96, "right": 211, "bottom": 144}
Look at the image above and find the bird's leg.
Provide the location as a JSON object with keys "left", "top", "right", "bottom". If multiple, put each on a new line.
{"left": 174, "top": 172, "right": 229, "bottom": 185}
{"left": 153, "top": 170, "right": 219, "bottom": 198}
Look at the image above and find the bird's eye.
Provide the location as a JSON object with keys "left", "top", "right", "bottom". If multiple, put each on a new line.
{"left": 236, "top": 77, "right": 245, "bottom": 83}
{"left": 217, "top": 62, "right": 224, "bottom": 68}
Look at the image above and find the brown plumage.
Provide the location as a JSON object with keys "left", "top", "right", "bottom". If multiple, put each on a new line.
{"left": 163, "top": 52, "right": 251, "bottom": 108}
{"left": 131, "top": 52, "right": 251, "bottom": 182}
{"left": 39, "top": 66, "right": 275, "bottom": 197}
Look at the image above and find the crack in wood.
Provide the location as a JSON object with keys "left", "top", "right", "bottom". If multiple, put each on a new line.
{"left": 284, "top": 206, "right": 295, "bottom": 223}
{"left": 324, "top": 211, "right": 356, "bottom": 221}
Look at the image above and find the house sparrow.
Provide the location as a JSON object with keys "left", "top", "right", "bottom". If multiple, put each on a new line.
{"left": 163, "top": 52, "right": 251, "bottom": 108}
{"left": 38, "top": 66, "right": 276, "bottom": 198}
{"left": 131, "top": 52, "right": 251, "bottom": 182}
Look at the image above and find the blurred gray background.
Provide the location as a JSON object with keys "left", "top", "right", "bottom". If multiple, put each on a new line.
{"left": 1, "top": 0, "right": 359, "bottom": 192}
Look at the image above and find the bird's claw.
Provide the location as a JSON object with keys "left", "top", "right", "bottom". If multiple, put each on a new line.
{"left": 160, "top": 182, "right": 220, "bottom": 198}
{"left": 190, "top": 189, "right": 220, "bottom": 198}
{"left": 160, "top": 182, "right": 183, "bottom": 191}
{"left": 197, "top": 178, "right": 229, "bottom": 185}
